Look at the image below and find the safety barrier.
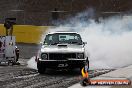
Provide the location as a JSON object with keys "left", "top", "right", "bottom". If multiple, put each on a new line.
{"left": 0, "top": 24, "right": 49, "bottom": 44}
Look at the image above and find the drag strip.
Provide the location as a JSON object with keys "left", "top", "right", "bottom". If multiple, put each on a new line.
{"left": 0, "top": 63, "right": 113, "bottom": 88}
{"left": 0, "top": 43, "right": 114, "bottom": 88}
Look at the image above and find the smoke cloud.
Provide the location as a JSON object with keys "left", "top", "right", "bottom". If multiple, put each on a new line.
{"left": 46, "top": 14, "right": 132, "bottom": 69}
{"left": 28, "top": 9, "right": 132, "bottom": 70}
{"left": 27, "top": 56, "right": 37, "bottom": 70}
{"left": 79, "top": 17, "right": 132, "bottom": 69}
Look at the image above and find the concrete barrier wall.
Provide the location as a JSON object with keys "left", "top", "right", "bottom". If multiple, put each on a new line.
{"left": 0, "top": 24, "right": 48, "bottom": 44}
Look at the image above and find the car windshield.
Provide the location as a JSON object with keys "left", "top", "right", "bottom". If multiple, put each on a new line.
{"left": 44, "top": 33, "right": 82, "bottom": 45}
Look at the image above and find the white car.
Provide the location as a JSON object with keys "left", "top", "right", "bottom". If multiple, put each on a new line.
{"left": 36, "top": 31, "right": 89, "bottom": 74}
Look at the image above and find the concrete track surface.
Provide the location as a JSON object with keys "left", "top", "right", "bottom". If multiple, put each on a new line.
{"left": 0, "top": 44, "right": 113, "bottom": 88}
{"left": 70, "top": 65, "right": 132, "bottom": 88}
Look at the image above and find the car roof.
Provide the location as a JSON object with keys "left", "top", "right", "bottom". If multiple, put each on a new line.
{"left": 48, "top": 31, "right": 78, "bottom": 34}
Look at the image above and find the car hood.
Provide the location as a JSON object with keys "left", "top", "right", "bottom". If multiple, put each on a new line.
{"left": 41, "top": 44, "right": 84, "bottom": 53}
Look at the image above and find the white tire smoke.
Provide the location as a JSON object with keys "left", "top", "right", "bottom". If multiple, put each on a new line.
{"left": 27, "top": 56, "right": 37, "bottom": 70}
{"left": 45, "top": 16, "right": 132, "bottom": 69}
{"left": 27, "top": 10, "right": 132, "bottom": 69}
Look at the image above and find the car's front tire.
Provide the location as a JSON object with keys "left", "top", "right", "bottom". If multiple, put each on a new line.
{"left": 86, "top": 57, "right": 89, "bottom": 69}
{"left": 37, "top": 62, "right": 46, "bottom": 74}
{"left": 80, "top": 58, "right": 89, "bottom": 71}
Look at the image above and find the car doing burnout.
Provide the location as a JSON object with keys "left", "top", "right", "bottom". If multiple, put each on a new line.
{"left": 36, "top": 31, "right": 89, "bottom": 74}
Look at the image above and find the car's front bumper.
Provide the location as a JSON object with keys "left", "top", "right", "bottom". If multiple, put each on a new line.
{"left": 37, "top": 59, "right": 87, "bottom": 69}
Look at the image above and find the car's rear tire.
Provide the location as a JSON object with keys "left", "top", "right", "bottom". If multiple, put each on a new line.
{"left": 37, "top": 62, "right": 46, "bottom": 74}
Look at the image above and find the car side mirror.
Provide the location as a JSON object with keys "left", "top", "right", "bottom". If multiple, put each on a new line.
{"left": 83, "top": 42, "right": 87, "bottom": 46}
{"left": 83, "top": 42, "right": 87, "bottom": 44}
